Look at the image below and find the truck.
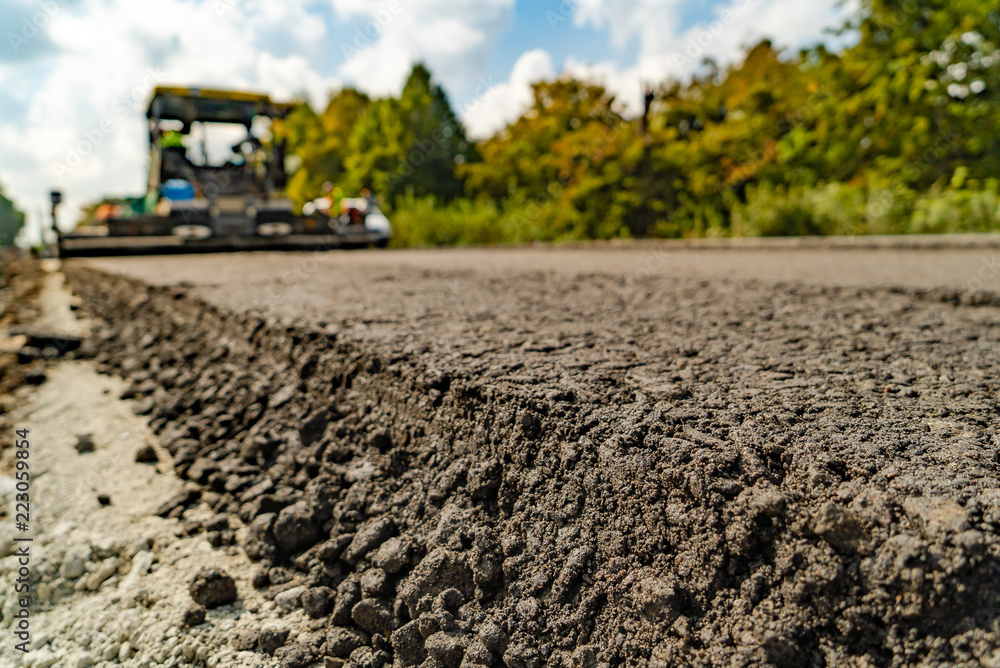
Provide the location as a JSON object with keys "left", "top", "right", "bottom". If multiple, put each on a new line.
{"left": 58, "top": 86, "right": 391, "bottom": 257}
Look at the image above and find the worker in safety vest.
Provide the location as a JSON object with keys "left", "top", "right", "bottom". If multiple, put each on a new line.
{"left": 162, "top": 130, "right": 186, "bottom": 149}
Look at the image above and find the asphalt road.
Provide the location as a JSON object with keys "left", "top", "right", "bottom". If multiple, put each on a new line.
{"left": 84, "top": 244, "right": 1000, "bottom": 294}
{"left": 69, "top": 242, "right": 1000, "bottom": 666}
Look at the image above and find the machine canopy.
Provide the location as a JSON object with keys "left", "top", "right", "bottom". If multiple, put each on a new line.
{"left": 147, "top": 86, "right": 295, "bottom": 129}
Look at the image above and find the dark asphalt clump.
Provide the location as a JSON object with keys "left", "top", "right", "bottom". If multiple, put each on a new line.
{"left": 189, "top": 568, "right": 237, "bottom": 609}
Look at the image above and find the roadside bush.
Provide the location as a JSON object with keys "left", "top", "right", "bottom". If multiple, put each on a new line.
{"left": 727, "top": 180, "right": 999, "bottom": 239}
{"left": 387, "top": 194, "right": 502, "bottom": 247}
{"left": 907, "top": 181, "right": 1000, "bottom": 235}
{"left": 387, "top": 179, "right": 1000, "bottom": 246}
{"left": 388, "top": 190, "right": 615, "bottom": 247}
{"left": 729, "top": 184, "right": 835, "bottom": 237}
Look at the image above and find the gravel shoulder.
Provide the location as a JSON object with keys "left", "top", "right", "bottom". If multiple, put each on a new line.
{"left": 0, "top": 362, "right": 288, "bottom": 668}
{"left": 0, "top": 269, "right": 293, "bottom": 668}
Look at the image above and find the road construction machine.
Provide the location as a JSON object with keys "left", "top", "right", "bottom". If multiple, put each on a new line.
{"left": 58, "top": 86, "right": 391, "bottom": 257}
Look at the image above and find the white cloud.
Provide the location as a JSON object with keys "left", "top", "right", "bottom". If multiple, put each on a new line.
{"left": 332, "top": 0, "right": 517, "bottom": 97}
{"left": 0, "top": 0, "right": 338, "bottom": 241}
{"left": 462, "top": 49, "right": 555, "bottom": 139}
{"left": 573, "top": 0, "right": 686, "bottom": 53}
{"left": 754, "top": 0, "right": 860, "bottom": 51}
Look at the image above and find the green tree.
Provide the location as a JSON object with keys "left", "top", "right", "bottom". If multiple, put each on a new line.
{"left": 345, "top": 64, "right": 477, "bottom": 203}
{"left": 0, "top": 180, "right": 25, "bottom": 248}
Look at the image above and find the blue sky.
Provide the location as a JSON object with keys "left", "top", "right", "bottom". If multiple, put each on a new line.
{"left": 487, "top": 4, "right": 640, "bottom": 87}
{"left": 0, "top": 0, "right": 855, "bottom": 242}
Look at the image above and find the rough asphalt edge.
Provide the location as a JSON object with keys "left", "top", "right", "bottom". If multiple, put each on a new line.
{"left": 62, "top": 264, "right": 1000, "bottom": 668}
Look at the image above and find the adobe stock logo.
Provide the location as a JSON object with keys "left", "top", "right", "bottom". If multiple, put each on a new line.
{"left": 51, "top": 68, "right": 166, "bottom": 181}
{"left": 967, "top": 255, "right": 1000, "bottom": 292}
{"left": 7, "top": 0, "right": 69, "bottom": 54}
{"left": 339, "top": 1, "right": 404, "bottom": 59}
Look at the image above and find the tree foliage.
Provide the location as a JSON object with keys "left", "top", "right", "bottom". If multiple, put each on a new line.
{"left": 285, "top": 64, "right": 476, "bottom": 209}
{"left": 285, "top": 0, "right": 1000, "bottom": 244}
{"left": 0, "top": 180, "right": 25, "bottom": 248}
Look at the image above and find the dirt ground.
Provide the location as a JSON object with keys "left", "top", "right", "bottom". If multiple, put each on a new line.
{"left": 16, "top": 244, "right": 1000, "bottom": 667}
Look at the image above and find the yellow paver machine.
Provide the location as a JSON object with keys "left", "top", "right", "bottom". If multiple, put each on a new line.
{"left": 58, "top": 87, "right": 391, "bottom": 257}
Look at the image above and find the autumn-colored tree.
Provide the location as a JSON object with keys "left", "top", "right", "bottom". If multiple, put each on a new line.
{"left": 825, "top": 0, "right": 1000, "bottom": 187}
{"left": 283, "top": 88, "right": 371, "bottom": 207}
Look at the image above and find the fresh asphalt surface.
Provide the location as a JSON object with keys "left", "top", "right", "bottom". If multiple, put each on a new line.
{"left": 67, "top": 240, "right": 1000, "bottom": 665}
